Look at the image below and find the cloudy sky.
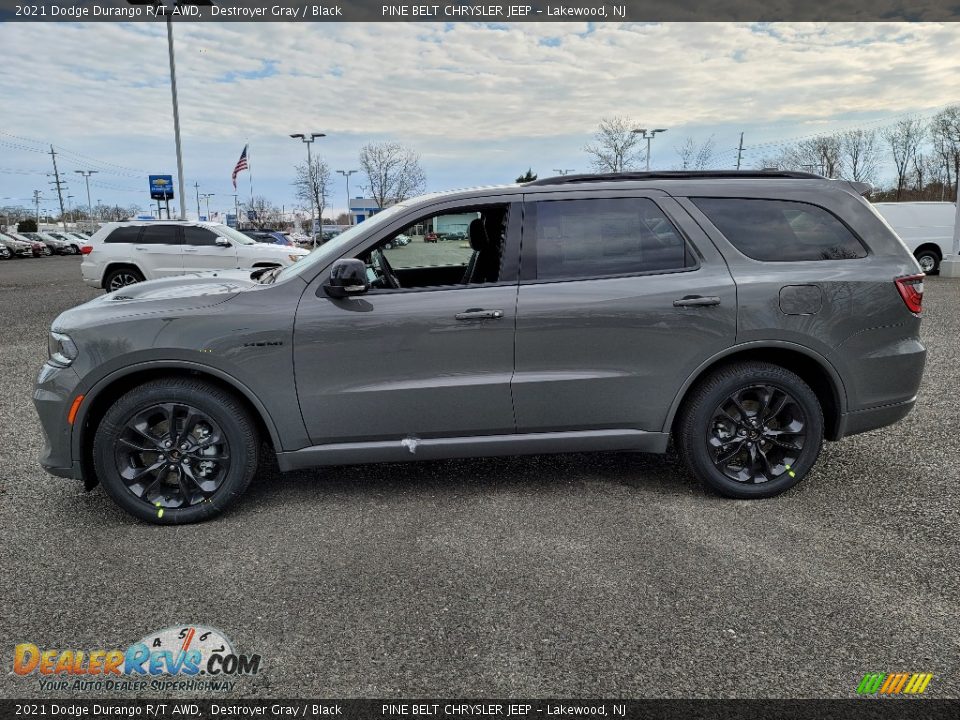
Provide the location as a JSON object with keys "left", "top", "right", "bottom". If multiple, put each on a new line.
{"left": 2, "top": 21, "right": 960, "bottom": 220}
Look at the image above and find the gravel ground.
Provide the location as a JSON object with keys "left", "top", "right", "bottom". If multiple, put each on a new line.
{"left": 0, "top": 255, "right": 957, "bottom": 699}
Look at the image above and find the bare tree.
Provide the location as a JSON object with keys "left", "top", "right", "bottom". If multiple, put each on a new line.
{"left": 583, "top": 116, "right": 644, "bottom": 173}
{"left": 246, "top": 195, "right": 280, "bottom": 229}
{"left": 883, "top": 118, "right": 924, "bottom": 200}
{"left": 781, "top": 135, "right": 842, "bottom": 177}
{"left": 293, "top": 157, "right": 332, "bottom": 226}
{"left": 838, "top": 129, "right": 880, "bottom": 183}
{"left": 675, "top": 135, "right": 716, "bottom": 170}
{"left": 359, "top": 142, "right": 426, "bottom": 210}
{"left": 931, "top": 106, "right": 960, "bottom": 198}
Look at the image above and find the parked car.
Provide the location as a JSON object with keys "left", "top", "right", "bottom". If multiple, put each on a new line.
{"left": 48, "top": 231, "right": 88, "bottom": 253}
{"left": 0, "top": 232, "right": 34, "bottom": 258}
{"left": 872, "top": 201, "right": 955, "bottom": 274}
{"left": 24, "top": 232, "right": 74, "bottom": 255}
{"left": 0, "top": 243, "right": 10, "bottom": 260}
{"left": 4, "top": 231, "right": 48, "bottom": 256}
{"left": 79, "top": 221, "right": 310, "bottom": 292}
{"left": 241, "top": 229, "right": 294, "bottom": 246}
{"left": 424, "top": 231, "right": 438, "bottom": 243}
{"left": 383, "top": 233, "right": 410, "bottom": 249}
{"left": 36, "top": 170, "right": 926, "bottom": 524}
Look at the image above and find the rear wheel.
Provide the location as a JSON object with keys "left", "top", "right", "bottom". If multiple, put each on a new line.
{"left": 93, "top": 379, "right": 259, "bottom": 524}
{"left": 677, "top": 362, "right": 824, "bottom": 499}
{"left": 103, "top": 266, "right": 144, "bottom": 292}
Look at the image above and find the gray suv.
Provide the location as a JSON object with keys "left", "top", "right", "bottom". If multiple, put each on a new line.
{"left": 34, "top": 171, "right": 927, "bottom": 524}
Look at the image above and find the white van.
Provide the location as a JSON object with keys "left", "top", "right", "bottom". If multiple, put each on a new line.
{"left": 81, "top": 221, "right": 309, "bottom": 291}
{"left": 872, "top": 201, "right": 954, "bottom": 274}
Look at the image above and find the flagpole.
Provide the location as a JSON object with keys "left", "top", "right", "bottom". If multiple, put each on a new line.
{"left": 247, "top": 141, "right": 254, "bottom": 207}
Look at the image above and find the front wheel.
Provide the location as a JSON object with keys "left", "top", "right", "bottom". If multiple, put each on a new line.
{"left": 93, "top": 378, "right": 259, "bottom": 524}
{"left": 676, "top": 362, "right": 824, "bottom": 499}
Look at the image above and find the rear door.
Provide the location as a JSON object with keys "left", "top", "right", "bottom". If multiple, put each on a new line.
{"left": 134, "top": 224, "right": 183, "bottom": 278}
{"left": 513, "top": 190, "right": 737, "bottom": 434}
{"left": 181, "top": 225, "right": 238, "bottom": 272}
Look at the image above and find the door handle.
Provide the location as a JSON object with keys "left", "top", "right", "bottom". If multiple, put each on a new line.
{"left": 673, "top": 295, "right": 721, "bottom": 307}
{"left": 455, "top": 308, "right": 504, "bottom": 321}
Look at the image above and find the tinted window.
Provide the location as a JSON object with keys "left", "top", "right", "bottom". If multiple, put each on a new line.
{"left": 183, "top": 226, "right": 219, "bottom": 246}
{"left": 533, "top": 198, "right": 691, "bottom": 280}
{"left": 137, "top": 225, "right": 180, "bottom": 245}
{"left": 692, "top": 198, "right": 867, "bottom": 261}
{"left": 104, "top": 226, "right": 142, "bottom": 244}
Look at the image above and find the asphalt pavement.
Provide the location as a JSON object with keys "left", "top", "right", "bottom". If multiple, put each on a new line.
{"left": 1, "top": 255, "right": 957, "bottom": 699}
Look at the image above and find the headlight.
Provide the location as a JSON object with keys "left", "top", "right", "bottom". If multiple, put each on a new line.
{"left": 48, "top": 331, "right": 78, "bottom": 367}
{"left": 288, "top": 254, "right": 302, "bottom": 263}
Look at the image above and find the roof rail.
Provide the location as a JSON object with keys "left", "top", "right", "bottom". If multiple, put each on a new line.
{"left": 524, "top": 170, "right": 826, "bottom": 186}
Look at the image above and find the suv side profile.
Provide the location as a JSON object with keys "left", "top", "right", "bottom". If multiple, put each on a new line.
{"left": 80, "top": 221, "right": 309, "bottom": 292}
{"left": 35, "top": 172, "right": 926, "bottom": 524}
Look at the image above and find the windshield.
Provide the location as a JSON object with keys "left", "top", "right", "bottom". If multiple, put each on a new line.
{"left": 274, "top": 203, "right": 410, "bottom": 282}
{"left": 215, "top": 225, "right": 258, "bottom": 245}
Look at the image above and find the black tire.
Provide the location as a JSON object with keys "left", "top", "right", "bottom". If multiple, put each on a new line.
{"left": 914, "top": 249, "right": 940, "bottom": 275}
{"left": 71, "top": 245, "right": 81, "bottom": 255}
{"left": 103, "top": 266, "right": 144, "bottom": 292}
{"left": 93, "top": 378, "right": 259, "bottom": 524}
{"left": 676, "top": 361, "right": 824, "bottom": 499}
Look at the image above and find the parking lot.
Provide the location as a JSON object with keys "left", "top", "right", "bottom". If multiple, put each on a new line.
{"left": 1, "top": 255, "right": 957, "bottom": 698}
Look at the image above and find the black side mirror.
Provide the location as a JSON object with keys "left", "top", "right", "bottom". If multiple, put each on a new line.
{"left": 324, "top": 258, "right": 369, "bottom": 298}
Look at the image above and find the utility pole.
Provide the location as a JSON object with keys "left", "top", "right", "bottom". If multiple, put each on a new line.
{"left": 32, "top": 190, "right": 42, "bottom": 227}
{"left": 74, "top": 170, "right": 98, "bottom": 231}
{"left": 200, "top": 193, "right": 215, "bottom": 221}
{"left": 735, "top": 132, "right": 745, "bottom": 170}
{"left": 336, "top": 169, "right": 357, "bottom": 225}
{"left": 48, "top": 146, "right": 68, "bottom": 230}
{"left": 231, "top": 193, "right": 239, "bottom": 228}
{"left": 194, "top": 181, "right": 201, "bottom": 220}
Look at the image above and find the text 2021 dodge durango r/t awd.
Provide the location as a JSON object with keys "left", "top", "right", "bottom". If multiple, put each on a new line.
{"left": 34, "top": 172, "right": 926, "bottom": 524}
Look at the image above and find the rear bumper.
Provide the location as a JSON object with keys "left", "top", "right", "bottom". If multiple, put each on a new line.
{"left": 836, "top": 396, "right": 916, "bottom": 439}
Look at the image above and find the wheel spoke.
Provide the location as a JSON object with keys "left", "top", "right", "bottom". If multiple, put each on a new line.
{"left": 714, "top": 440, "right": 745, "bottom": 466}
{"left": 763, "top": 393, "right": 789, "bottom": 423}
{"left": 122, "top": 459, "right": 165, "bottom": 485}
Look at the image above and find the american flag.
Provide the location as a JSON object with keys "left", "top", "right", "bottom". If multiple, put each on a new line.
{"left": 231, "top": 145, "right": 249, "bottom": 189}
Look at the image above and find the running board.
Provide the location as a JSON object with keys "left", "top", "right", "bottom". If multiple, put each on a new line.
{"left": 276, "top": 429, "right": 669, "bottom": 472}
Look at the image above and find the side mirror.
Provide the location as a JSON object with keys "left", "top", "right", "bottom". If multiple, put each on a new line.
{"left": 215, "top": 237, "right": 231, "bottom": 247}
{"left": 323, "top": 258, "right": 369, "bottom": 298}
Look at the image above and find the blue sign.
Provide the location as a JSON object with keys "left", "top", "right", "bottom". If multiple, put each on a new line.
{"left": 246, "top": 210, "right": 258, "bottom": 221}
{"left": 149, "top": 175, "right": 174, "bottom": 200}
{"left": 225, "top": 213, "right": 237, "bottom": 228}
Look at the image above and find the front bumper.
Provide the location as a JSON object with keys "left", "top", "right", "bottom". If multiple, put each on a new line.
{"left": 34, "top": 362, "right": 83, "bottom": 481}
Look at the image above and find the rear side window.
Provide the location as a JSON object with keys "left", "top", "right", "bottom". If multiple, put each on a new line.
{"left": 692, "top": 198, "right": 867, "bottom": 261}
{"left": 138, "top": 225, "right": 181, "bottom": 245}
{"left": 533, "top": 197, "right": 694, "bottom": 280}
{"left": 104, "top": 226, "right": 141, "bottom": 244}
{"left": 183, "top": 227, "right": 219, "bottom": 246}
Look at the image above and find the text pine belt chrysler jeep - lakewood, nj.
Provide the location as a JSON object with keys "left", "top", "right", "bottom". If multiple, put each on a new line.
{"left": 35, "top": 171, "right": 926, "bottom": 524}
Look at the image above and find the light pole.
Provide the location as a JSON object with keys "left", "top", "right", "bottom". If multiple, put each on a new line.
{"left": 632, "top": 128, "right": 668, "bottom": 171}
{"left": 553, "top": 169, "right": 575, "bottom": 176}
{"left": 291, "top": 133, "right": 325, "bottom": 245}
{"left": 200, "top": 193, "right": 215, "bottom": 221}
{"left": 66, "top": 195, "right": 75, "bottom": 226}
{"left": 944, "top": 190, "right": 960, "bottom": 277}
{"left": 337, "top": 169, "right": 358, "bottom": 225}
{"left": 74, "top": 170, "right": 98, "bottom": 231}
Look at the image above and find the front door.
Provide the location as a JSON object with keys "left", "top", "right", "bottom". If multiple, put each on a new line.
{"left": 294, "top": 200, "right": 520, "bottom": 445}
{"left": 180, "top": 225, "right": 238, "bottom": 272}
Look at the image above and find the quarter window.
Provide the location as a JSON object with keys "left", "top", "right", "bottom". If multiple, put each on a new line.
{"left": 692, "top": 197, "right": 867, "bottom": 261}
{"left": 532, "top": 198, "right": 693, "bottom": 281}
{"left": 104, "top": 226, "right": 141, "bottom": 244}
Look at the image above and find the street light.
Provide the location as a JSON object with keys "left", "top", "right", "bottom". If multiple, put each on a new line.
{"left": 74, "top": 170, "right": 98, "bottom": 231}
{"left": 200, "top": 193, "right": 215, "bottom": 221}
{"left": 552, "top": 169, "right": 576, "bottom": 176}
{"left": 632, "top": 128, "right": 668, "bottom": 171}
{"left": 291, "top": 133, "right": 326, "bottom": 245}
{"left": 337, "top": 169, "right": 358, "bottom": 225}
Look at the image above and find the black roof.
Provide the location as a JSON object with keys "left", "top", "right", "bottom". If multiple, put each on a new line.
{"left": 525, "top": 170, "right": 826, "bottom": 186}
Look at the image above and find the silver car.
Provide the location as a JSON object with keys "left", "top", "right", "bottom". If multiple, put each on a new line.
{"left": 34, "top": 171, "right": 926, "bottom": 524}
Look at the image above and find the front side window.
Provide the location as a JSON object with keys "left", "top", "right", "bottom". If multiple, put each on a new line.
{"left": 183, "top": 226, "right": 219, "bottom": 246}
{"left": 532, "top": 197, "right": 692, "bottom": 281}
{"left": 692, "top": 197, "right": 868, "bottom": 261}
{"left": 137, "top": 225, "right": 180, "bottom": 245}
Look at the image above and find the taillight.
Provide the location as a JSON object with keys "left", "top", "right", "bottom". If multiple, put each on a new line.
{"left": 80, "top": 245, "right": 93, "bottom": 255}
{"left": 895, "top": 274, "right": 924, "bottom": 315}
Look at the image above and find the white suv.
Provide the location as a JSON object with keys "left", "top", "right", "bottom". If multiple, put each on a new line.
{"left": 81, "top": 221, "right": 310, "bottom": 291}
